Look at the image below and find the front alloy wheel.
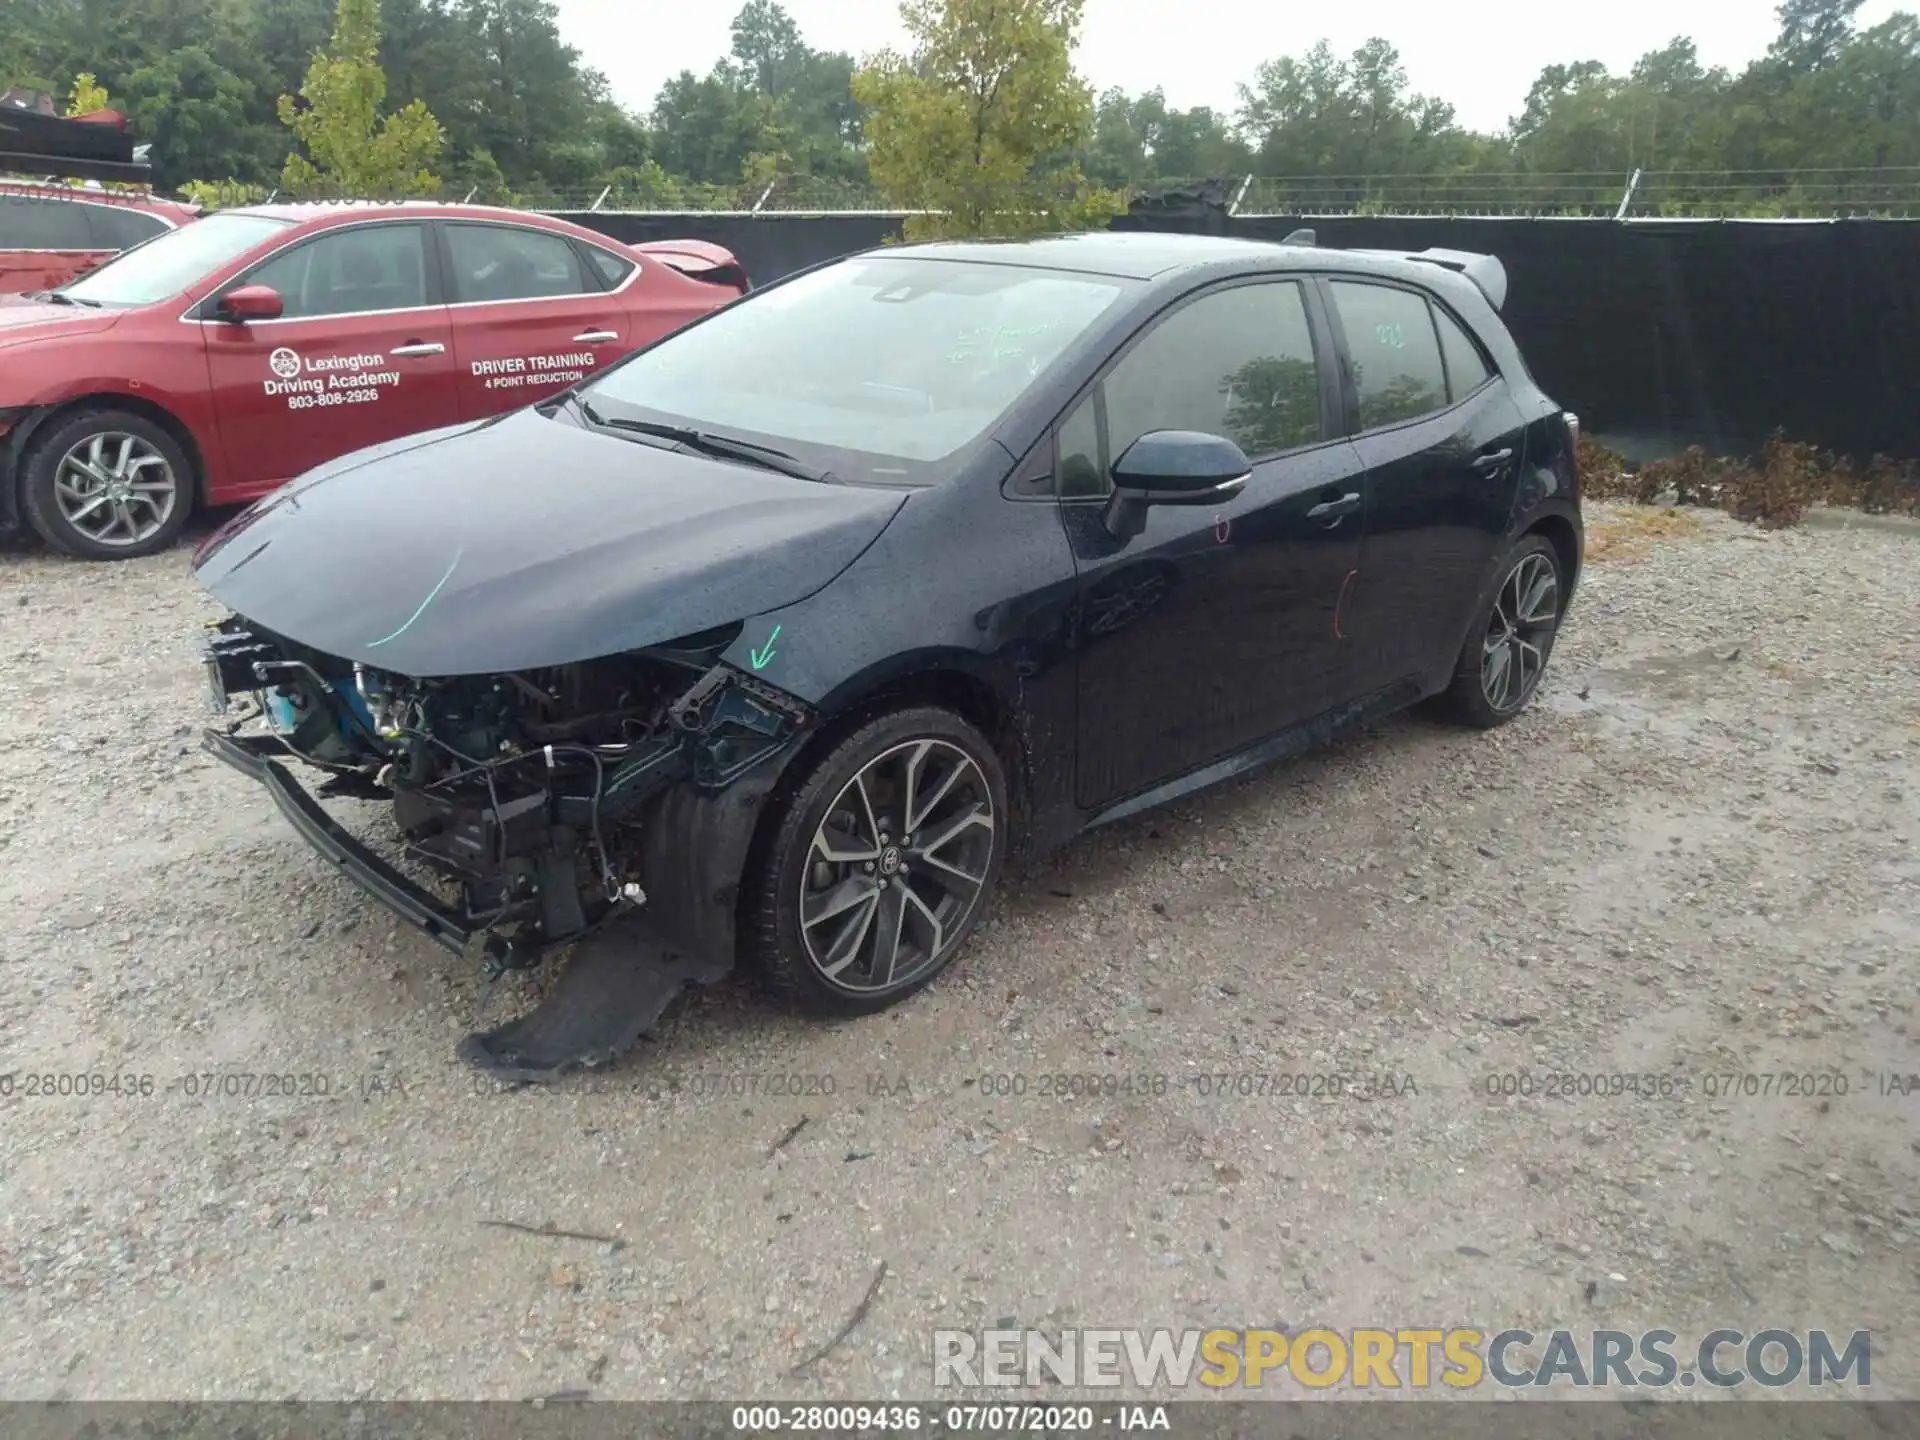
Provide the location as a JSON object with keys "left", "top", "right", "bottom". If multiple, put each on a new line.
{"left": 745, "top": 707, "right": 1008, "bottom": 1014}
{"left": 799, "top": 738, "right": 996, "bottom": 994}
{"left": 54, "top": 432, "right": 178, "bottom": 549}
{"left": 21, "top": 407, "right": 195, "bottom": 560}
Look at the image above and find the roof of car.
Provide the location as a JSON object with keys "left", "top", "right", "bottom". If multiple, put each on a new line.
{"left": 227, "top": 200, "right": 570, "bottom": 226}
{"left": 875, "top": 231, "right": 1335, "bottom": 280}
{"left": 874, "top": 230, "right": 1512, "bottom": 314}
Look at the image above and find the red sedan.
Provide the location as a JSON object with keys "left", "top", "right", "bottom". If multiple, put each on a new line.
{"left": 0, "top": 180, "right": 202, "bottom": 293}
{"left": 0, "top": 201, "right": 746, "bottom": 559}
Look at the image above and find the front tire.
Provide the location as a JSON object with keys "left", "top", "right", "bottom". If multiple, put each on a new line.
{"left": 20, "top": 408, "right": 194, "bottom": 561}
{"left": 743, "top": 706, "right": 1008, "bottom": 1016}
{"left": 1438, "top": 535, "right": 1564, "bottom": 728}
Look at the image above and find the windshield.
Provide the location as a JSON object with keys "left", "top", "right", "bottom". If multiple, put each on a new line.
{"left": 582, "top": 256, "right": 1132, "bottom": 482}
{"left": 61, "top": 212, "right": 294, "bottom": 308}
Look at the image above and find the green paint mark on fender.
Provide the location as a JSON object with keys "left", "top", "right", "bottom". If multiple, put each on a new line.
{"left": 749, "top": 623, "right": 782, "bottom": 671}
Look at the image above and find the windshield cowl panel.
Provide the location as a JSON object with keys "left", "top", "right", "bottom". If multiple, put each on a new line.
{"left": 580, "top": 255, "right": 1133, "bottom": 487}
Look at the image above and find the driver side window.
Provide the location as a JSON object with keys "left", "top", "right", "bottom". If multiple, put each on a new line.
{"left": 1057, "top": 280, "right": 1323, "bottom": 500}
{"left": 241, "top": 222, "right": 430, "bottom": 319}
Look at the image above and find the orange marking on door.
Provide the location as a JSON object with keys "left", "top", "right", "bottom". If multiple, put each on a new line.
{"left": 1334, "top": 568, "right": 1358, "bottom": 639}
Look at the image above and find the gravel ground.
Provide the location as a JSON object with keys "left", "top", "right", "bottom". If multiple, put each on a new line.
{"left": 0, "top": 503, "right": 1914, "bottom": 1401}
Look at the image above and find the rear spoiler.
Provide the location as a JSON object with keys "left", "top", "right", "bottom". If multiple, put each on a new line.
{"left": 1404, "top": 248, "right": 1507, "bottom": 311}
{"left": 632, "top": 239, "right": 750, "bottom": 292}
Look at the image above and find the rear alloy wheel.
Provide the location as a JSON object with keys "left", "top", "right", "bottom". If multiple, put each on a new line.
{"left": 1439, "top": 535, "right": 1564, "bottom": 728}
{"left": 20, "top": 409, "right": 193, "bottom": 561}
{"left": 745, "top": 707, "right": 1007, "bottom": 1015}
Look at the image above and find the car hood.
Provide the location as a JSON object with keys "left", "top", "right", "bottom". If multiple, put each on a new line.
{"left": 0, "top": 296, "right": 123, "bottom": 349}
{"left": 194, "top": 406, "right": 909, "bottom": 676}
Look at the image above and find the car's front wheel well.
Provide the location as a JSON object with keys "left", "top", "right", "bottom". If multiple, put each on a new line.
{"left": 822, "top": 669, "right": 1029, "bottom": 824}
{"left": 19, "top": 394, "right": 208, "bottom": 504}
{"left": 739, "top": 667, "right": 1030, "bottom": 897}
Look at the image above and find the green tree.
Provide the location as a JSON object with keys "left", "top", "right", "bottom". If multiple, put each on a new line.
{"left": 122, "top": 48, "right": 257, "bottom": 187}
{"left": 853, "top": 0, "right": 1123, "bottom": 239}
{"left": 67, "top": 71, "right": 111, "bottom": 114}
{"left": 277, "top": 0, "right": 445, "bottom": 198}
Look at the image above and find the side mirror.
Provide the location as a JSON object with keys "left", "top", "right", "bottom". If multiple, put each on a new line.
{"left": 219, "top": 284, "right": 283, "bottom": 323}
{"left": 1104, "top": 430, "right": 1251, "bottom": 540}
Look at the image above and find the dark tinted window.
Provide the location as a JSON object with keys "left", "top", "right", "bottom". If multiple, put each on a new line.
{"left": 0, "top": 195, "right": 95, "bottom": 249}
{"left": 244, "top": 223, "right": 430, "bottom": 318}
{"left": 1057, "top": 390, "right": 1104, "bottom": 499}
{"left": 1330, "top": 281, "right": 1449, "bottom": 429}
{"left": 1103, "top": 281, "right": 1321, "bottom": 474}
{"left": 584, "top": 245, "right": 635, "bottom": 289}
{"left": 1435, "top": 306, "right": 1491, "bottom": 399}
{"left": 84, "top": 204, "right": 169, "bottom": 249}
{"left": 446, "top": 223, "right": 589, "bottom": 302}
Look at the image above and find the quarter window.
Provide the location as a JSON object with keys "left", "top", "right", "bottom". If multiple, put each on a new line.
{"left": 1330, "top": 281, "right": 1450, "bottom": 429}
{"left": 446, "top": 223, "right": 590, "bottom": 302}
{"left": 584, "top": 246, "right": 636, "bottom": 289}
{"left": 242, "top": 223, "right": 430, "bottom": 319}
{"left": 1434, "top": 306, "right": 1492, "bottom": 399}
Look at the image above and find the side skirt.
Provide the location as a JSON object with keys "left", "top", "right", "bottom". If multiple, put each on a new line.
{"left": 1082, "top": 680, "right": 1422, "bottom": 831}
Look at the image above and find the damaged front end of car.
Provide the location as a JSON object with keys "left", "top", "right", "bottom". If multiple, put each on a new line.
{"left": 201, "top": 613, "right": 813, "bottom": 994}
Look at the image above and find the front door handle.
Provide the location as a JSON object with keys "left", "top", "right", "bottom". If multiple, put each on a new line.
{"left": 1471, "top": 447, "right": 1515, "bottom": 474}
{"left": 391, "top": 341, "right": 445, "bottom": 358}
{"left": 1307, "top": 492, "right": 1361, "bottom": 524}
{"left": 572, "top": 329, "right": 619, "bottom": 344}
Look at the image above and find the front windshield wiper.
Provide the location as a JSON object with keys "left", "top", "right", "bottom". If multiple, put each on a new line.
{"left": 28, "top": 290, "right": 98, "bottom": 307}
{"left": 578, "top": 397, "right": 833, "bottom": 484}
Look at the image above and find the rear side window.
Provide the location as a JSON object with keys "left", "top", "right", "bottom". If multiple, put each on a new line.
{"left": 0, "top": 195, "right": 95, "bottom": 249}
{"left": 1329, "top": 280, "right": 1449, "bottom": 429}
{"left": 244, "top": 223, "right": 431, "bottom": 318}
{"left": 84, "top": 204, "right": 169, "bottom": 250}
{"left": 1434, "top": 306, "right": 1492, "bottom": 399}
{"left": 446, "top": 223, "right": 590, "bottom": 302}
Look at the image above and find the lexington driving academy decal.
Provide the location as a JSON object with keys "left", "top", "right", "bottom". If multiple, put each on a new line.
{"left": 264, "top": 346, "right": 402, "bottom": 410}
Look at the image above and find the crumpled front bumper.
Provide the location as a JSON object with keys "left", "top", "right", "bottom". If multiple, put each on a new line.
{"left": 203, "top": 728, "right": 481, "bottom": 958}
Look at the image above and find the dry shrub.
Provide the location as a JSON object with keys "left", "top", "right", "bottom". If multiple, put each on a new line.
{"left": 1578, "top": 430, "right": 1920, "bottom": 529}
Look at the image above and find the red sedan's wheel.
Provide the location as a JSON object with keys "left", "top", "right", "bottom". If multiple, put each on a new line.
{"left": 20, "top": 408, "right": 195, "bottom": 561}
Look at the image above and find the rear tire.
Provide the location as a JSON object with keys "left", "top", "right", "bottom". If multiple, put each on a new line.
{"left": 742, "top": 706, "right": 1008, "bottom": 1016}
{"left": 1437, "top": 535, "right": 1564, "bottom": 728}
{"left": 20, "top": 408, "right": 194, "bottom": 561}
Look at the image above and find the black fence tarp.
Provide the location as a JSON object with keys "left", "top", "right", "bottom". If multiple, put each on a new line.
{"left": 567, "top": 205, "right": 1920, "bottom": 462}
{"left": 555, "top": 211, "right": 900, "bottom": 292}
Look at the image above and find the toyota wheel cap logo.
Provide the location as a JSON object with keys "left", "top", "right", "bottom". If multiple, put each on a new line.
{"left": 269, "top": 347, "right": 301, "bottom": 380}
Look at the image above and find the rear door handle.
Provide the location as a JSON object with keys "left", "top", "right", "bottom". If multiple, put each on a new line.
{"left": 1307, "top": 492, "right": 1361, "bottom": 524}
{"left": 573, "top": 329, "right": 619, "bottom": 344}
{"left": 391, "top": 341, "right": 445, "bottom": 357}
{"left": 1472, "top": 447, "right": 1515, "bottom": 474}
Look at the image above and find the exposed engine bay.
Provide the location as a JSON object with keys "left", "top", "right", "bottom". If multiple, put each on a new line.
{"left": 201, "top": 614, "right": 812, "bottom": 977}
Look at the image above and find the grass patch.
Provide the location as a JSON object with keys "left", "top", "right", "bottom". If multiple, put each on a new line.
{"left": 1586, "top": 505, "right": 1707, "bottom": 563}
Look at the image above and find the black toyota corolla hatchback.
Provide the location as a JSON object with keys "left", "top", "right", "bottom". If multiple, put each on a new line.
{"left": 197, "top": 231, "right": 1581, "bottom": 1071}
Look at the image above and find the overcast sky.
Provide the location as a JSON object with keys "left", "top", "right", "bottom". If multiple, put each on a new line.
{"left": 555, "top": 0, "right": 1902, "bottom": 137}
